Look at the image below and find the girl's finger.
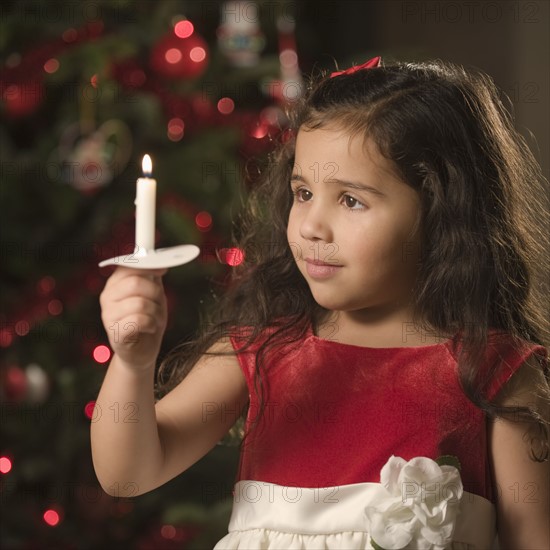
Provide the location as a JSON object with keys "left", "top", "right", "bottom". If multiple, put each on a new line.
{"left": 104, "top": 296, "right": 161, "bottom": 325}
{"left": 110, "top": 266, "right": 167, "bottom": 281}
{"left": 105, "top": 276, "right": 166, "bottom": 307}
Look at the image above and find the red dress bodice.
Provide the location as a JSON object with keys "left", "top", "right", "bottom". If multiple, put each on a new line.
{"left": 230, "top": 324, "right": 547, "bottom": 504}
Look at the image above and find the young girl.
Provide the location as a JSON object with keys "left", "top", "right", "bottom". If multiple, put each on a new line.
{"left": 92, "top": 57, "right": 550, "bottom": 549}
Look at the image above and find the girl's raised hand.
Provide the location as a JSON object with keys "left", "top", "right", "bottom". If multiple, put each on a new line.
{"left": 99, "top": 266, "right": 168, "bottom": 371}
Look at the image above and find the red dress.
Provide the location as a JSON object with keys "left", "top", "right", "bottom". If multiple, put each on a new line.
{"left": 214, "top": 324, "right": 547, "bottom": 549}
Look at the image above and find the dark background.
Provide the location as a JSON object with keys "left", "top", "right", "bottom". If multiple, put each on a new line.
{"left": 298, "top": 0, "right": 549, "bottom": 178}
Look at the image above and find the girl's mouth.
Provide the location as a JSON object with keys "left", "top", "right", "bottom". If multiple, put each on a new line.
{"left": 305, "top": 258, "right": 343, "bottom": 278}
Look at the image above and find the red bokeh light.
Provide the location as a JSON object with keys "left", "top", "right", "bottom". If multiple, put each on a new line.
{"left": 0, "top": 329, "right": 14, "bottom": 347}
{"left": 84, "top": 401, "right": 96, "bottom": 420}
{"left": 225, "top": 248, "right": 245, "bottom": 266}
{"left": 93, "top": 345, "right": 111, "bottom": 364}
{"left": 43, "top": 509, "right": 60, "bottom": 526}
{"left": 44, "top": 58, "right": 60, "bottom": 74}
{"left": 190, "top": 46, "right": 206, "bottom": 62}
{"left": 174, "top": 20, "right": 194, "bottom": 39}
{"left": 47, "top": 299, "right": 63, "bottom": 315}
{"left": 217, "top": 97, "right": 234, "bottom": 115}
{"left": 0, "top": 456, "right": 12, "bottom": 474}
{"left": 167, "top": 118, "right": 185, "bottom": 142}
{"left": 195, "top": 211, "right": 212, "bottom": 230}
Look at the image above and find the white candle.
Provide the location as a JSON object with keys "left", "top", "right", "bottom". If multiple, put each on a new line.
{"left": 135, "top": 154, "right": 156, "bottom": 254}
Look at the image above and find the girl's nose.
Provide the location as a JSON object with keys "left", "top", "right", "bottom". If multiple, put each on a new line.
{"left": 299, "top": 200, "right": 333, "bottom": 242}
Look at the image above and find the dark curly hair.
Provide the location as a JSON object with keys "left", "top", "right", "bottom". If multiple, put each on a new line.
{"left": 156, "top": 59, "right": 550, "bottom": 463}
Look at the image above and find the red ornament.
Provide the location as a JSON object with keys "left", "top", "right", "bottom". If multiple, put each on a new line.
{"left": 2, "top": 365, "right": 28, "bottom": 401}
{"left": 150, "top": 32, "right": 209, "bottom": 79}
{"left": 2, "top": 79, "right": 44, "bottom": 118}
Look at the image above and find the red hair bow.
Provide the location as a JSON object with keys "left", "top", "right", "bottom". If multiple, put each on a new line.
{"left": 330, "top": 56, "right": 381, "bottom": 78}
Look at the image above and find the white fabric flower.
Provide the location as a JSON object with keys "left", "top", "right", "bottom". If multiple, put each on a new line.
{"left": 365, "top": 455, "right": 463, "bottom": 550}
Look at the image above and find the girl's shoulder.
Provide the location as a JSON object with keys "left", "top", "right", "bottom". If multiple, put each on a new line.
{"left": 484, "top": 328, "right": 547, "bottom": 362}
{"left": 478, "top": 329, "right": 548, "bottom": 402}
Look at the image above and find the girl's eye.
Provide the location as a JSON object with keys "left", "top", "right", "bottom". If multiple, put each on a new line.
{"left": 291, "top": 187, "right": 365, "bottom": 212}
{"left": 342, "top": 195, "right": 364, "bottom": 211}
{"left": 291, "top": 188, "right": 311, "bottom": 202}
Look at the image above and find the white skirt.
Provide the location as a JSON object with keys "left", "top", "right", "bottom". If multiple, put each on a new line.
{"left": 214, "top": 480, "right": 500, "bottom": 550}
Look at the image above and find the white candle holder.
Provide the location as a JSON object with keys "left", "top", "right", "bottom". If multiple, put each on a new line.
{"left": 98, "top": 154, "right": 201, "bottom": 270}
{"left": 98, "top": 244, "right": 201, "bottom": 270}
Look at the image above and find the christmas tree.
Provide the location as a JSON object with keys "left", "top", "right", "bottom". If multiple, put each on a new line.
{"left": 0, "top": 1, "right": 302, "bottom": 547}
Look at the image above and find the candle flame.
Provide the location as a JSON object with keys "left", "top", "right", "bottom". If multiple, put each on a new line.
{"left": 142, "top": 154, "right": 152, "bottom": 176}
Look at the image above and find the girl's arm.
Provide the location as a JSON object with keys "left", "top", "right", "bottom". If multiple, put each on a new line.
{"left": 91, "top": 339, "right": 248, "bottom": 498}
{"left": 91, "top": 266, "right": 248, "bottom": 497}
{"left": 488, "top": 355, "right": 550, "bottom": 550}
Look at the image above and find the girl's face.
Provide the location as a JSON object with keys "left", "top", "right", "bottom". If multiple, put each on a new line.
{"left": 287, "top": 125, "right": 423, "bottom": 319}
